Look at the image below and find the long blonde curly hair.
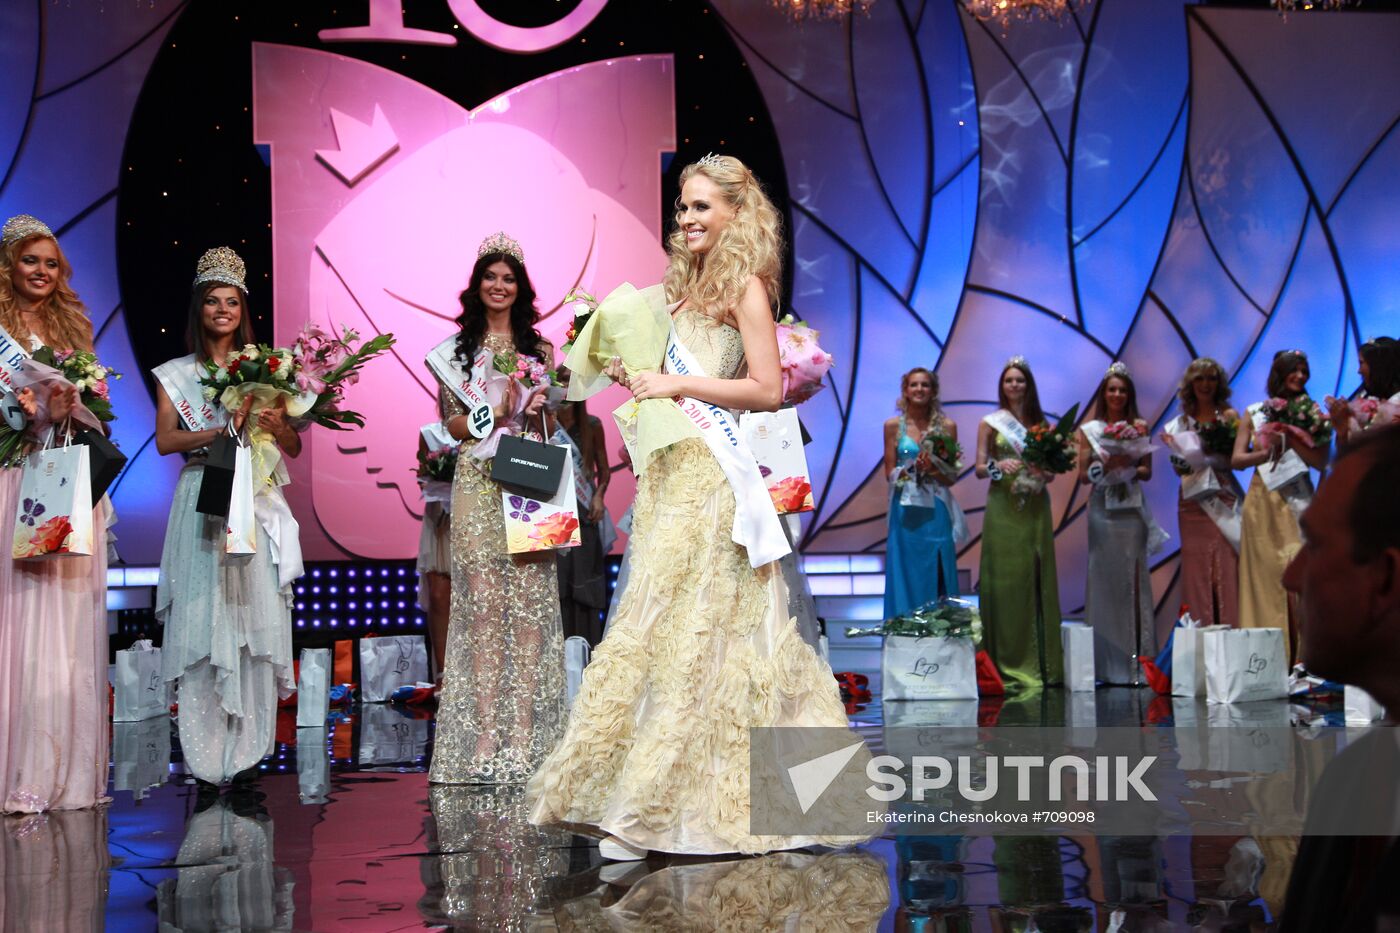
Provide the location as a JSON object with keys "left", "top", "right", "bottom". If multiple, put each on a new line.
{"left": 0, "top": 234, "right": 93, "bottom": 352}
{"left": 662, "top": 154, "right": 782, "bottom": 322}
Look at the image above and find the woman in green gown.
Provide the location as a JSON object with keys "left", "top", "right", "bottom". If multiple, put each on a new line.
{"left": 974, "top": 357, "right": 1063, "bottom": 689}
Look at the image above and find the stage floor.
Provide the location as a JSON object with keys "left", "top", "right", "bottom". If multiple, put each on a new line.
{"left": 2, "top": 685, "right": 1318, "bottom": 931}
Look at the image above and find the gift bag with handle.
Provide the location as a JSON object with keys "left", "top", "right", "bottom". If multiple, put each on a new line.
{"left": 1171, "top": 621, "right": 1232, "bottom": 697}
{"left": 224, "top": 436, "right": 256, "bottom": 556}
{"left": 1204, "top": 627, "right": 1288, "bottom": 704}
{"left": 358, "top": 635, "right": 430, "bottom": 702}
{"left": 113, "top": 639, "right": 167, "bottom": 722}
{"left": 296, "top": 647, "right": 331, "bottom": 727}
{"left": 11, "top": 436, "right": 94, "bottom": 559}
{"left": 1061, "top": 622, "right": 1096, "bottom": 693}
{"left": 881, "top": 635, "right": 978, "bottom": 701}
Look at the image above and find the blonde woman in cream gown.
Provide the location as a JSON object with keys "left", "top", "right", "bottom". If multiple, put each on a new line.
{"left": 526, "top": 155, "right": 862, "bottom": 857}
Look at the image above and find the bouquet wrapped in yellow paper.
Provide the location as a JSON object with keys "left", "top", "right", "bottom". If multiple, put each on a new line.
{"left": 562, "top": 283, "right": 699, "bottom": 474}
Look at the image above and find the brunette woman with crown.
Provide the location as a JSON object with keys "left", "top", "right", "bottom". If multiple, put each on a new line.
{"left": 152, "top": 247, "right": 300, "bottom": 794}
{"left": 0, "top": 214, "right": 112, "bottom": 812}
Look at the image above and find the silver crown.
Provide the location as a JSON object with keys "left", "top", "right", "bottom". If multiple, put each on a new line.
{"left": 2, "top": 214, "right": 53, "bottom": 246}
{"left": 192, "top": 246, "right": 247, "bottom": 291}
{"left": 694, "top": 152, "right": 726, "bottom": 171}
{"left": 1105, "top": 361, "right": 1131, "bottom": 378}
{"left": 1005, "top": 355, "right": 1030, "bottom": 371}
{"left": 477, "top": 231, "right": 524, "bottom": 263}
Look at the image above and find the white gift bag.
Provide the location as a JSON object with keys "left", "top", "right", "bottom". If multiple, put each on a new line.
{"left": 881, "top": 635, "right": 978, "bottom": 701}
{"left": 358, "top": 636, "right": 430, "bottom": 702}
{"left": 739, "top": 408, "right": 814, "bottom": 514}
{"left": 1171, "top": 624, "right": 1232, "bottom": 697}
{"left": 501, "top": 444, "right": 581, "bottom": 554}
{"left": 113, "top": 639, "right": 167, "bottom": 722}
{"left": 112, "top": 715, "right": 170, "bottom": 800}
{"left": 296, "top": 647, "right": 331, "bottom": 727}
{"left": 225, "top": 441, "right": 257, "bottom": 556}
{"left": 12, "top": 442, "right": 94, "bottom": 559}
{"left": 1344, "top": 685, "right": 1386, "bottom": 724}
{"left": 1061, "top": 622, "right": 1096, "bottom": 693}
{"left": 564, "top": 636, "right": 590, "bottom": 708}
{"left": 1204, "top": 627, "right": 1288, "bottom": 704}
{"left": 358, "top": 703, "right": 429, "bottom": 765}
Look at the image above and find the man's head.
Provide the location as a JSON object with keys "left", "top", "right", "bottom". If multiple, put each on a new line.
{"left": 1285, "top": 426, "right": 1400, "bottom": 696}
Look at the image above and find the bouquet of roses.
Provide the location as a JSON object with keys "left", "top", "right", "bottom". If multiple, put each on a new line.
{"left": 1096, "top": 418, "right": 1154, "bottom": 484}
{"left": 1005, "top": 403, "right": 1079, "bottom": 506}
{"left": 0, "top": 347, "right": 122, "bottom": 465}
{"left": 776, "top": 315, "right": 834, "bottom": 405}
{"left": 1324, "top": 394, "right": 1400, "bottom": 433}
{"left": 844, "top": 596, "right": 984, "bottom": 645}
{"left": 895, "top": 430, "right": 963, "bottom": 490}
{"left": 415, "top": 444, "right": 457, "bottom": 505}
{"left": 560, "top": 288, "right": 597, "bottom": 358}
{"left": 1197, "top": 417, "right": 1238, "bottom": 457}
{"left": 1256, "top": 395, "right": 1332, "bottom": 451}
{"left": 493, "top": 349, "right": 557, "bottom": 389}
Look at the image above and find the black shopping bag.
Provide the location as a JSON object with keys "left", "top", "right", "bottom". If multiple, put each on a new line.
{"left": 196, "top": 431, "right": 239, "bottom": 516}
{"left": 75, "top": 428, "right": 128, "bottom": 500}
{"left": 491, "top": 433, "right": 566, "bottom": 498}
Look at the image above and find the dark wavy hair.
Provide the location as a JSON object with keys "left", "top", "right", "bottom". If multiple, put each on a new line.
{"left": 1089, "top": 370, "right": 1142, "bottom": 423}
{"left": 1360, "top": 337, "right": 1400, "bottom": 399}
{"left": 1266, "top": 350, "right": 1310, "bottom": 399}
{"left": 454, "top": 252, "right": 548, "bottom": 365}
{"left": 187, "top": 282, "right": 255, "bottom": 363}
{"left": 997, "top": 361, "right": 1045, "bottom": 426}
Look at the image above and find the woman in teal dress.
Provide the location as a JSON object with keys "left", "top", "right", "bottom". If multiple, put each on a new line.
{"left": 883, "top": 367, "right": 962, "bottom": 617}
{"left": 975, "top": 357, "right": 1063, "bottom": 689}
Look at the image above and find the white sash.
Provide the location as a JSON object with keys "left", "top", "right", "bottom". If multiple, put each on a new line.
{"left": 1082, "top": 420, "right": 1170, "bottom": 555}
{"left": 663, "top": 326, "right": 790, "bottom": 568}
{"left": 425, "top": 336, "right": 495, "bottom": 440}
{"left": 1165, "top": 415, "right": 1241, "bottom": 552}
{"left": 152, "top": 354, "right": 226, "bottom": 432}
{"left": 983, "top": 409, "right": 1027, "bottom": 455}
{"left": 1249, "top": 404, "right": 1313, "bottom": 513}
{"left": 0, "top": 321, "right": 30, "bottom": 392}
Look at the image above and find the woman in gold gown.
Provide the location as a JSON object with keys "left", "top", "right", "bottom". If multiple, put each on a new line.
{"left": 526, "top": 155, "right": 861, "bottom": 857}
{"left": 429, "top": 233, "right": 565, "bottom": 785}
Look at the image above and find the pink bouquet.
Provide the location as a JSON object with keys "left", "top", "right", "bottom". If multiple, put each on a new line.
{"left": 1324, "top": 394, "right": 1400, "bottom": 433}
{"left": 1256, "top": 395, "right": 1331, "bottom": 450}
{"left": 291, "top": 323, "right": 396, "bottom": 429}
{"left": 776, "top": 316, "right": 834, "bottom": 405}
{"left": 1101, "top": 419, "right": 1149, "bottom": 442}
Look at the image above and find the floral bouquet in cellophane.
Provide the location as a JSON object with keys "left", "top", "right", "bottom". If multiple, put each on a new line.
{"left": 1256, "top": 395, "right": 1331, "bottom": 451}
{"left": 776, "top": 316, "right": 834, "bottom": 405}
{"left": 844, "top": 596, "right": 984, "bottom": 645}
{"left": 1096, "top": 418, "right": 1154, "bottom": 483}
{"left": 416, "top": 444, "right": 457, "bottom": 505}
{"left": 1006, "top": 403, "right": 1079, "bottom": 507}
{"left": 894, "top": 430, "right": 962, "bottom": 492}
{"left": 1324, "top": 394, "right": 1400, "bottom": 433}
{"left": 0, "top": 347, "right": 122, "bottom": 465}
{"left": 561, "top": 283, "right": 699, "bottom": 474}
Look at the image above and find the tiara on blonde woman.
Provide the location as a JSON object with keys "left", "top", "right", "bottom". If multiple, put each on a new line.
{"left": 694, "top": 152, "right": 726, "bottom": 171}
{"left": 192, "top": 246, "right": 247, "bottom": 291}
{"left": 2, "top": 214, "right": 53, "bottom": 245}
{"left": 477, "top": 231, "right": 524, "bottom": 263}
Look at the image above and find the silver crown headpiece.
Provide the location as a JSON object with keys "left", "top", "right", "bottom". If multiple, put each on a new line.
{"left": 1105, "top": 361, "right": 1131, "bottom": 379}
{"left": 694, "top": 152, "right": 727, "bottom": 171}
{"left": 193, "top": 246, "right": 247, "bottom": 291}
{"left": 477, "top": 232, "right": 524, "bottom": 264}
{"left": 2, "top": 214, "right": 54, "bottom": 246}
{"left": 1005, "top": 355, "right": 1030, "bottom": 371}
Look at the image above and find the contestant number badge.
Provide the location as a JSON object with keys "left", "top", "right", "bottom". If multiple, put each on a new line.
{"left": 467, "top": 403, "right": 494, "bottom": 439}
{"left": 0, "top": 390, "right": 26, "bottom": 431}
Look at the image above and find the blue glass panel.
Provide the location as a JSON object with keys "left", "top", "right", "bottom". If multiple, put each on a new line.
{"left": 0, "top": 2, "right": 38, "bottom": 188}
{"left": 1329, "top": 122, "right": 1400, "bottom": 358}
{"left": 910, "top": 156, "right": 979, "bottom": 345}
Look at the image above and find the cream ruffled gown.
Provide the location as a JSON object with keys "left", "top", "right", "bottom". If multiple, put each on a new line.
{"left": 526, "top": 308, "right": 861, "bottom": 855}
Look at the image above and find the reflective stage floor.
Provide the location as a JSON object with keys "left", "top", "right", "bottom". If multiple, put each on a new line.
{"left": 1, "top": 686, "right": 1318, "bottom": 931}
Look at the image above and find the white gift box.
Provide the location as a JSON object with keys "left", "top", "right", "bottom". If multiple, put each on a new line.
{"left": 881, "top": 635, "right": 978, "bottom": 701}
{"left": 1061, "top": 622, "right": 1096, "bottom": 693}
{"left": 1204, "top": 628, "right": 1288, "bottom": 704}
{"left": 296, "top": 647, "right": 331, "bottom": 728}
{"left": 358, "top": 635, "right": 430, "bottom": 703}
{"left": 1171, "top": 624, "right": 1233, "bottom": 697}
{"left": 739, "top": 408, "right": 814, "bottom": 514}
{"left": 113, "top": 639, "right": 167, "bottom": 722}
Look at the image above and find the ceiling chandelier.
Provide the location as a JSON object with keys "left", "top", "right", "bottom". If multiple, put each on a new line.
{"left": 770, "top": 0, "right": 875, "bottom": 20}
{"left": 962, "top": 0, "right": 1089, "bottom": 27}
{"left": 1269, "top": 0, "right": 1352, "bottom": 12}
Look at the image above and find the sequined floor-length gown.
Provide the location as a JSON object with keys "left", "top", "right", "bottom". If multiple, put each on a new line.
{"left": 978, "top": 432, "right": 1063, "bottom": 690}
{"left": 526, "top": 309, "right": 859, "bottom": 855}
{"left": 1168, "top": 415, "right": 1241, "bottom": 629}
{"left": 884, "top": 417, "right": 960, "bottom": 618}
{"left": 431, "top": 332, "right": 565, "bottom": 785}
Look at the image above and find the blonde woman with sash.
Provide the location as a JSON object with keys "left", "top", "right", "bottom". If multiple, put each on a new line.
{"left": 975, "top": 357, "right": 1063, "bottom": 690}
{"left": 1232, "top": 350, "right": 1329, "bottom": 661}
{"left": 153, "top": 248, "right": 299, "bottom": 793}
{"left": 1164, "top": 358, "right": 1242, "bottom": 628}
{"left": 527, "top": 155, "right": 857, "bottom": 858}
{"left": 0, "top": 214, "right": 111, "bottom": 812}
{"left": 425, "top": 234, "right": 564, "bottom": 786}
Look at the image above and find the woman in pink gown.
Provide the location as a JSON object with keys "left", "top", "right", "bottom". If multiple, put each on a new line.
{"left": 0, "top": 214, "right": 110, "bottom": 813}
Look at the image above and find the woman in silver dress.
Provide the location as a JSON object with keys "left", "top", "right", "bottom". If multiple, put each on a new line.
{"left": 428, "top": 233, "right": 565, "bottom": 785}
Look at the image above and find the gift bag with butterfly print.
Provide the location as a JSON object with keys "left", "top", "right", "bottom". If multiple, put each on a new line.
{"left": 499, "top": 442, "right": 580, "bottom": 554}
{"left": 881, "top": 634, "right": 978, "bottom": 701}
{"left": 11, "top": 437, "right": 94, "bottom": 559}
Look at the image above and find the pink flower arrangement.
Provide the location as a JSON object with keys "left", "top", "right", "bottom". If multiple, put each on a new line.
{"left": 1257, "top": 395, "right": 1331, "bottom": 449}
{"left": 1101, "top": 419, "right": 1149, "bottom": 441}
{"left": 776, "top": 316, "right": 834, "bottom": 405}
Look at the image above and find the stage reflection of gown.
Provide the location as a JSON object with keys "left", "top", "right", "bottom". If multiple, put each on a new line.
{"left": 527, "top": 309, "right": 860, "bottom": 855}
{"left": 156, "top": 797, "right": 294, "bottom": 931}
{"left": 421, "top": 785, "right": 572, "bottom": 931}
{"left": 1, "top": 808, "right": 110, "bottom": 929}
{"left": 431, "top": 332, "right": 566, "bottom": 785}
{"left": 555, "top": 851, "right": 889, "bottom": 930}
